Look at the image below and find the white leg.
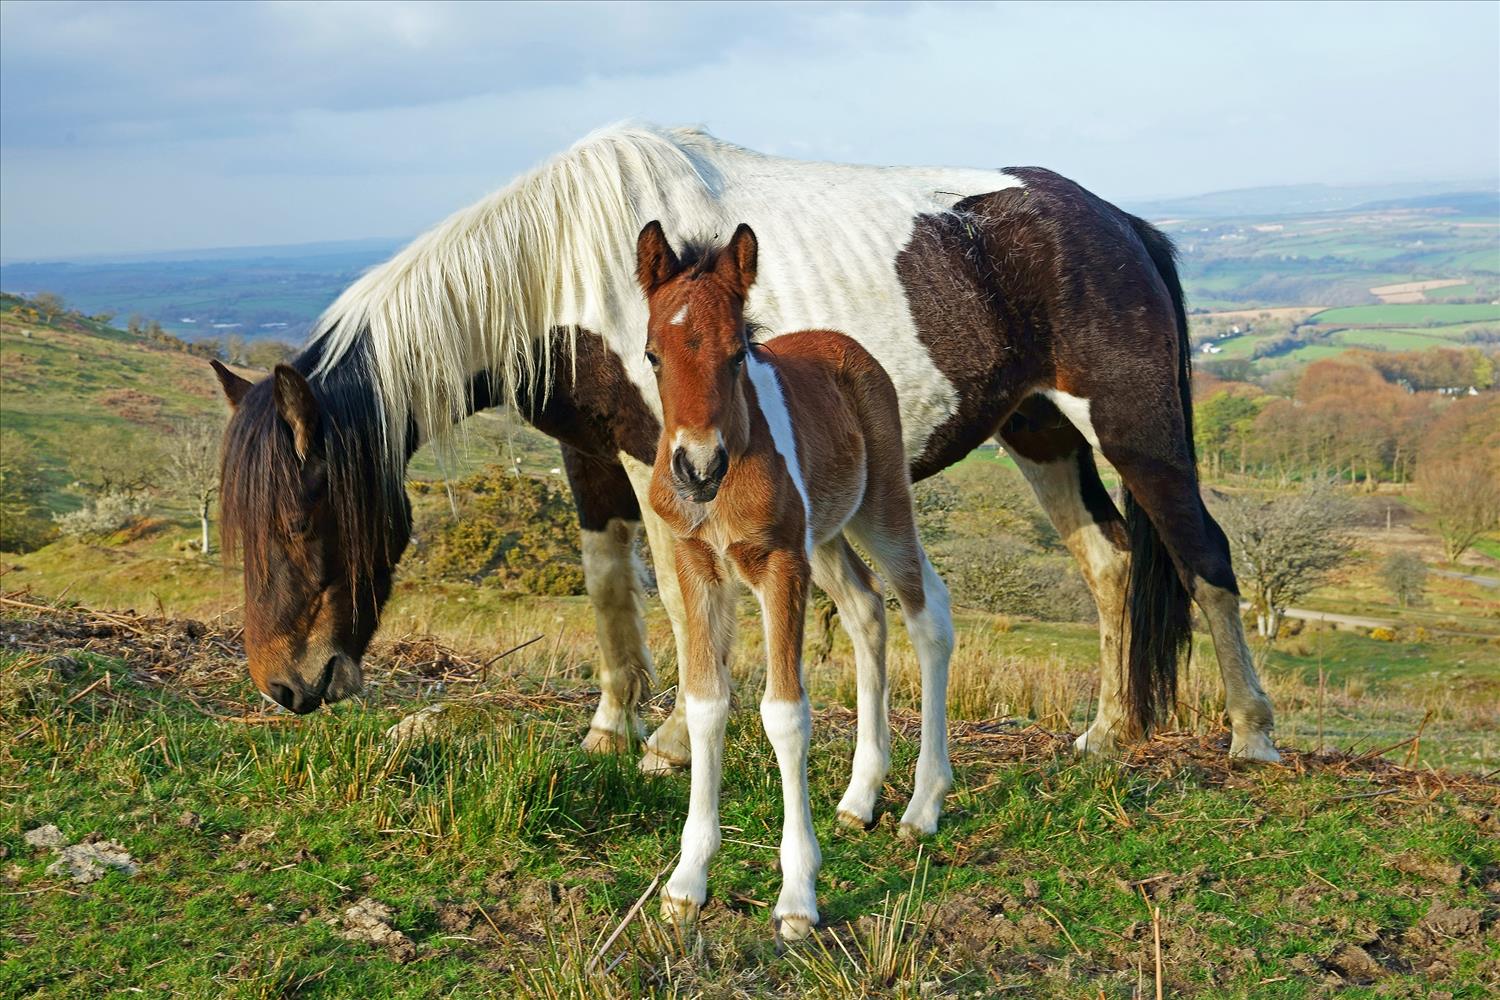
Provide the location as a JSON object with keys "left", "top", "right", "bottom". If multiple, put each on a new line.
{"left": 661, "top": 693, "right": 730, "bottom": 924}
{"left": 579, "top": 518, "right": 655, "bottom": 752}
{"left": 761, "top": 696, "right": 820, "bottom": 940}
{"left": 1195, "top": 580, "right": 1280, "bottom": 762}
{"left": 1009, "top": 449, "right": 1132, "bottom": 755}
{"left": 811, "top": 539, "right": 890, "bottom": 829}
{"left": 620, "top": 453, "right": 696, "bottom": 774}
{"left": 895, "top": 555, "right": 954, "bottom": 839}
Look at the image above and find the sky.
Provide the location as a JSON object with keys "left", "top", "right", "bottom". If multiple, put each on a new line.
{"left": 2, "top": 0, "right": 1497, "bottom": 260}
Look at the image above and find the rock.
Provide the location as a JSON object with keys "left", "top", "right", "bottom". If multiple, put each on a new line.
{"left": 384, "top": 704, "right": 447, "bottom": 744}
{"left": 24, "top": 824, "right": 68, "bottom": 849}
{"left": 47, "top": 840, "right": 138, "bottom": 883}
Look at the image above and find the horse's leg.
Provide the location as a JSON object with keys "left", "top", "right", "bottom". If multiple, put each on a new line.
{"left": 661, "top": 539, "right": 737, "bottom": 928}
{"left": 810, "top": 538, "right": 890, "bottom": 830}
{"left": 618, "top": 453, "right": 695, "bottom": 773}
{"left": 561, "top": 445, "right": 656, "bottom": 753}
{"left": 999, "top": 399, "right": 1132, "bottom": 754}
{"left": 847, "top": 514, "right": 954, "bottom": 840}
{"left": 743, "top": 546, "right": 820, "bottom": 941}
{"left": 1077, "top": 386, "right": 1280, "bottom": 762}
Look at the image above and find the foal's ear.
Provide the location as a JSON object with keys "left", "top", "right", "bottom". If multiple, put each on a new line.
{"left": 716, "top": 223, "right": 758, "bottom": 296}
{"left": 272, "top": 364, "right": 321, "bottom": 462}
{"left": 636, "top": 220, "right": 681, "bottom": 295}
{"left": 211, "top": 359, "right": 253, "bottom": 409}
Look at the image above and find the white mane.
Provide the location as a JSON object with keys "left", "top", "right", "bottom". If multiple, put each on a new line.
{"left": 309, "top": 122, "right": 717, "bottom": 466}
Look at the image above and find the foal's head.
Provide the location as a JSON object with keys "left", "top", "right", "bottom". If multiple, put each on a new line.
{"left": 636, "top": 221, "right": 759, "bottom": 503}
{"left": 213, "top": 357, "right": 409, "bottom": 714}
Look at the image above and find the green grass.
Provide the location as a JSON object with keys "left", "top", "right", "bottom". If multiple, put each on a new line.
{"left": 3, "top": 641, "right": 1497, "bottom": 999}
{"left": 1308, "top": 303, "right": 1500, "bottom": 327}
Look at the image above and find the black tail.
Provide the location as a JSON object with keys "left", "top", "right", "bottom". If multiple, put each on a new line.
{"left": 1120, "top": 217, "right": 1196, "bottom": 737}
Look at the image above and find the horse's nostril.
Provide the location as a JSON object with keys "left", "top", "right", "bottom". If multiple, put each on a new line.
{"left": 672, "top": 447, "right": 695, "bottom": 484}
{"left": 708, "top": 446, "right": 728, "bottom": 482}
{"left": 268, "top": 682, "right": 297, "bottom": 711}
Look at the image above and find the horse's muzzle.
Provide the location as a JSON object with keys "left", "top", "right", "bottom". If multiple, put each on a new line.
{"left": 672, "top": 444, "right": 728, "bottom": 503}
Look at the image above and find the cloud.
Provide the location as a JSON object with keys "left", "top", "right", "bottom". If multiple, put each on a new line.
{"left": 2, "top": 1, "right": 1496, "bottom": 258}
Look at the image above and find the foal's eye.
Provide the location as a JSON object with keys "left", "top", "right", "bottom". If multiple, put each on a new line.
{"left": 645, "top": 350, "right": 660, "bottom": 370}
{"left": 728, "top": 349, "right": 746, "bottom": 372}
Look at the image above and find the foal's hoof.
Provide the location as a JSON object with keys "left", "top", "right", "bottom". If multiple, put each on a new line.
{"left": 639, "top": 746, "right": 687, "bottom": 776}
{"left": 774, "top": 913, "right": 815, "bottom": 943}
{"left": 1230, "top": 731, "right": 1282, "bottom": 763}
{"left": 897, "top": 819, "right": 937, "bottom": 842}
{"left": 836, "top": 810, "right": 873, "bottom": 832}
{"left": 581, "top": 727, "right": 630, "bottom": 754}
{"left": 660, "top": 893, "right": 700, "bottom": 929}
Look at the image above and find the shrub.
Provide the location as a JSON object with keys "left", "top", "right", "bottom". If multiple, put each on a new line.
{"left": 412, "top": 467, "right": 584, "bottom": 596}
{"left": 52, "top": 492, "right": 151, "bottom": 539}
{"left": 1381, "top": 552, "right": 1427, "bottom": 608}
{"left": 931, "top": 537, "right": 1095, "bottom": 622}
{"left": 1369, "top": 627, "right": 1398, "bottom": 642}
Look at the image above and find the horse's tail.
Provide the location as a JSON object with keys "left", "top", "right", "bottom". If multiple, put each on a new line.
{"left": 1120, "top": 216, "right": 1196, "bottom": 737}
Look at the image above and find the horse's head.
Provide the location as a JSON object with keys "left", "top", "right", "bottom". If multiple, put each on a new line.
{"left": 636, "top": 220, "right": 759, "bottom": 503}
{"left": 213, "top": 359, "right": 409, "bottom": 713}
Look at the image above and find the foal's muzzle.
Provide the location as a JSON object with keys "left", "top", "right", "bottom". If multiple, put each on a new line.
{"left": 672, "top": 444, "right": 729, "bottom": 502}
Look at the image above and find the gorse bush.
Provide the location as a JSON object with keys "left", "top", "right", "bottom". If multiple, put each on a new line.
{"left": 410, "top": 467, "right": 585, "bottom": 596}
{"left": 52, "top": 491, "right": 152, "bottom": 539}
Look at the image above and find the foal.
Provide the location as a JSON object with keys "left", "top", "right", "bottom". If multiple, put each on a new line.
{"left": 637, "top": 221, "right": 955, "bottom": 939}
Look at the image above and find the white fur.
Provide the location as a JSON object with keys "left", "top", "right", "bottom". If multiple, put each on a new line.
{"left": 744, "top": 353, "right": 814, "bottom": 556}
{"left": 305, "top": 122, "right": 1020, "bottom": 474}
{"left": 896, "top": 556, "right": 954, "bottom": 836}
{"left": 664, "top": 692, "right": 730, "bottom": 910}
{"left": 760, "top": 696, "right": 820, "bottom": 928}
{"left": 669, "top": 303, "right": 688, "bottom": 325}
{"left": 1041, "top": 389, "right": 1102, "bottom": 450}
{"left": 671, "top": 427, "right": 725, "bottom": 481}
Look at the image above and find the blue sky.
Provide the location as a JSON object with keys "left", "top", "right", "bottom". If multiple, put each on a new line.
{"left": 2, "top": 0, "right": 1497, "bottom": 259}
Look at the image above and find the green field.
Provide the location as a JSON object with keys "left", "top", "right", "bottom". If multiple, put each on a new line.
{"left": 1309, "top": 303, "right": 1500, "bottom": 327}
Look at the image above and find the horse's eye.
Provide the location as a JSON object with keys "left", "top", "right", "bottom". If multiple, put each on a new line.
{"left": 645, "top": 351, "right": 660, "bottom": 370}
{"left": 728, "top": 349, "right": 746, "bottom": 372}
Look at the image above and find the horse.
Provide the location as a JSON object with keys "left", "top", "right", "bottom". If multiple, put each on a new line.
{"left": 637, "top": 220, "right": 954, "bottom": 937}
{"left": 213, "top": 123, "right": 1279, "bottom": 766}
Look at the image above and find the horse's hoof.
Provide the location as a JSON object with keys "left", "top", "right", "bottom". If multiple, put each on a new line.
{"left": 1230, "top": 732, "right": 1282, "bottom": 763}
{"left": 639, "top": 746, "right": 687, "bottom": 776}
{"left": 836, "top": 809, "right": 872, "bottom": 832}
{"left": 897, "top": 819, "right": 936, "bottom": 842}
{"left": 775, "top": 913, "right": 815, "bottom": 942}
{"left": 1073, "top": 727, "right": 1117, "bottom": 757}
{"left": 581, "top": 727, "right": 630, "bottom": 754}
{"left": 660, "top": 893, "right": 700, "bottom": 928}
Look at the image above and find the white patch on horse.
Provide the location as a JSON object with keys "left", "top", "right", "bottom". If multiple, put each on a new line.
{"left": 759, "top": 696, "right": 820, "bottom": 930}
{"left": 579, "top": 519, "right": 650, "bottom": 744}
{"left": 744, "top": 353, "right": 813, "bottom": 556}
{"left": 306, "top": 123, "right": 1020, "bottom": 472}
{"left": 1042, "top": 389, "right": 1102, "bottom": 450}
{"left": 669, "top": 304, "right": 688, "bottom": 325}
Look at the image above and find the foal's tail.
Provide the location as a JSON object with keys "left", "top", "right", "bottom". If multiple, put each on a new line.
{"left": 1120, "top": 217, "right": 1195, "bottom": 737}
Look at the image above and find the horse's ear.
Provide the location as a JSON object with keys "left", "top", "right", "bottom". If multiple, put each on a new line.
{"left": 636, "top": 220, "right": 681, "bottom": 295}
{"left": 272, "top": 364, "right": 321, "bottom": 462}
{"left": 717, "top": 223, "right": 758, "bottom": 296}
{"left": 211, "top": 359, "right": 252, "bottom": 409}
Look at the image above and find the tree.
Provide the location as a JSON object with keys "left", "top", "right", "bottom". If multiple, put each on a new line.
{"left": 0, "top": 433, "right": 53, "bottom": 552}
{"left": 162, "top": 420, "right": 224, "bottom": 556}
{"left": 1417, "top": 456, "right": 1500, "bottom": 563}
{"left": 1209, "top": 484, "right": 1355, "bottom": 640}
{"left": 32, "top": 291, "right": 66, "bottom": 324}
{"left": 1381, "top": 552, "right": 1427, "bottom": 608}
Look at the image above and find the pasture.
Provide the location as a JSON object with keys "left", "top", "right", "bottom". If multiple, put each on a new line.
{"left": 1307, "top": 304, "right": 1500, "bottom": 328}
{"left": 3, "top": 596, "right": 1498, "bottom": 998}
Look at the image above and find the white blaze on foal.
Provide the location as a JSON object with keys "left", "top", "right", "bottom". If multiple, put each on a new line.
{"left": 637, "top": 220, "right": 954, "bottom": 939}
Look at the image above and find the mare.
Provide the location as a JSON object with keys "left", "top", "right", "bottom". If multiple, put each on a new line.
{"left": 213, "top": 124, "right": 1278, "bottom": 767}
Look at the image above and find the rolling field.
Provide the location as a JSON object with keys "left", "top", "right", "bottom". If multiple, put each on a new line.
{"left": 1307, "top": 303, "right": 1500, "bottom": 327}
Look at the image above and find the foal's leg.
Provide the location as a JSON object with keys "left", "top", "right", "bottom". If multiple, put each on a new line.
{"left": 562, "top": 446, "right": 657, "bottom": 752}
{"left": 1006, "top": 441, "right": 1132, "bottom": 754}
{"left": 746, "top": 546, "right": 820, "bottom": 940}
{"left": 848, "top": 516, "right": 954, "bottom": 839}
{"left": 811, "top": 537, "right": 890, "bottom": 829}
{"left": 661, "top": 539, "right": 738, "bottom": 927}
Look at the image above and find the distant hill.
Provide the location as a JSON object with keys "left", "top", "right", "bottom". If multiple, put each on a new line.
{"left": 1129, "top": 178, "right": 1497, "bottom": 220}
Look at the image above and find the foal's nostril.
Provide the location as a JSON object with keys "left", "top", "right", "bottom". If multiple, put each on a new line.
{"left": 672, "top": 447, "right": 696, "bottom": 484}
{"left": 708, "top": 446, "right": 729, "bottom": 483}
{"left": 267, "top": 682, "right": 297, "bottom": 711}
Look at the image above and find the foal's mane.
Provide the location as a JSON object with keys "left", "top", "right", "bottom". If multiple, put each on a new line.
{"left": 304, "top": 124, "right": 719, "bottom": 471}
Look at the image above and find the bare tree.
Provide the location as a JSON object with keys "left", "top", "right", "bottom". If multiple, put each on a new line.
{"left": 32, "top": 291, "right": 66, "bottom": 324}
{"left": 1417, "top": 456, "right": 1500, "bottom": 564}
{"left": 162, "top": 420, "right": 223, "bottom": 556}
{"left": 1209, "top": 483, "right": 1355, "bottom": 640}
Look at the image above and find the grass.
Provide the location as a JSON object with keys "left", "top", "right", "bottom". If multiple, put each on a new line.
{"left": 2, "top": 617, "right": 1497, "bottom": 999}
